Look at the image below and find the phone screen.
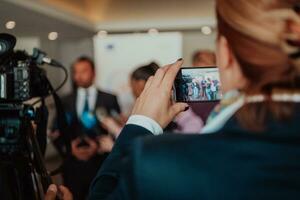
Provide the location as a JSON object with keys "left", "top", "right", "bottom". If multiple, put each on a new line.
{"left": 173, "top": 67, "right": 222, "bottom": 102}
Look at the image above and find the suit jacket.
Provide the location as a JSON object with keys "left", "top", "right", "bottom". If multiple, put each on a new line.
{"left": 53, "top": 89, "right": 121, "bottom": 155}
{"left": 63, "top": 89, "right": 120, "bottom": 139}
{"left": 89, "top": 102, "right": 300, "bottom": 200}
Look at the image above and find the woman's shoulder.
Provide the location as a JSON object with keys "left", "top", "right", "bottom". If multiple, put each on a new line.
{"left": 134, "top": 101, "right": 300, "bottom": 156}
{"left": 222, "top": 102, "right": 300, "bottom": 136}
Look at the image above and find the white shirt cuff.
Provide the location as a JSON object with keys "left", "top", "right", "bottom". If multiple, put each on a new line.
{"left": 126, "top": 115, "right": 163, "bottom": 135}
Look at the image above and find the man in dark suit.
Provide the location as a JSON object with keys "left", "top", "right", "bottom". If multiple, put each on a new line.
{"left": 53, "top": 56, "right": 121, "bottom": 200}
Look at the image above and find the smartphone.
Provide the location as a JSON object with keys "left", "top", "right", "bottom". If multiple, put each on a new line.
{"left": 173, "top": 66, "right": 222, "bottom": 102}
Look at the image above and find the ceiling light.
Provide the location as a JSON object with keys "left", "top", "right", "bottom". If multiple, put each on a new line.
{"left": 5, "top": 21, "right": 16, "bottom": 30}
{"left": 148, "top": 28, "right": 159, "bottom": 35}
{"left": 201, "top": 26, "right": 213, "bottom": 35}
{"left": 48, "top": 32, "right": 58, "bottom": 41}
{"left": 97, "top": 30, "right": 108, "bottom": 37}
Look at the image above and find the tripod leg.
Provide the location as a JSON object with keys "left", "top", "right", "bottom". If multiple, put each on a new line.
{"left": 0, "top": 156, "right": 38, "bottom": 200}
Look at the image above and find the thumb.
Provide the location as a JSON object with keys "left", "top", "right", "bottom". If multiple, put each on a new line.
{"left": 169, "top": 103, "right": 189, "bottom": 118}
{"left": 59, "top": 185, "right": 73, "bottom": 200}
{"left": 45, "top": 184, "right": 57, "bottom": 200}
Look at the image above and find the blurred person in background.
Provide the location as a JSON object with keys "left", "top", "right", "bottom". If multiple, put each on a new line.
{"left": 51, "top": 56, "right": 121, "bottom": 200}
{"left": 101, "top": 62, "right": 176, "bottom": 136}
{"left": 130, "top": 62, "right": 160, "bottom": 99}
{"left": 89, "top": 1, "right": 300, "bottom": 199}
{"left": 192, "top": 49, "right": 216, "bottom": 67}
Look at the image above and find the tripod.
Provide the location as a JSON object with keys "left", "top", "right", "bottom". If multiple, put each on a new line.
{"left": 0, "top": 103, "right": 53, "bottom": 200}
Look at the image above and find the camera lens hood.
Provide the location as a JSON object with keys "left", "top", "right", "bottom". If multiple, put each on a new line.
{"left": 0, "top": 33, "right": 16, "bottom": 56}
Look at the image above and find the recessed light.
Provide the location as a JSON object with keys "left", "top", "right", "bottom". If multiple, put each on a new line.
{"left": 48, "top": 32, "right": 58, "bottom": 40}
{"left": 97, "top": 30, "right": 108, "bottom": 37}
{"left": 6, "top": 21, "right": 16, "bottom": 30}
{"left": 201, "top": 26, "right": 213, "bottom": 35}
{"left": 148, "top": 28, "right": 159, "bottom": 35}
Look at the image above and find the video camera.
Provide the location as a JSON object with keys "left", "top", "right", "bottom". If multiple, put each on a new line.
{"left": 0, "top": 33, "right": 62, "bottom": 102}
{"left": 0, "top": 33, "right": 69, "bottom": 200}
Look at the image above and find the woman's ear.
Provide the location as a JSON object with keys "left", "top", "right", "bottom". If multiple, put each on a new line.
{"left": 217, "top": 35, "right": 232, "bottom": 70}
{"left": 216, "top": 35, "right": 247, "bottom": 92}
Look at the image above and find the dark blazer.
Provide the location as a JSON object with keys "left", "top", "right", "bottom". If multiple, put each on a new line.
{"left": 62, "top": 90, "right": 121, "bottom": 117}
{"left": 89, "top": 102, "right": 300, "bottom": 200}
{"left": 53, "top": 89, "right": 121, "bottom": 155}
{"left": 62, "top": 89, "right": 121, "bottom": 139}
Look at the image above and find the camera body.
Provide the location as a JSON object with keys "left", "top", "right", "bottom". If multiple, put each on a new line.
{"left": 0, "top": 53, "right": 32, "bottom": 101}
{"left": 0, "top": 50, "right": 50, "bottom": 102}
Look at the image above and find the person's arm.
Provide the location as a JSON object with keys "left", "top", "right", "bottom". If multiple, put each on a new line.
{"left": 89, "top": 60, "right": 188, "bottom": 199}
{"left": 89, "top": 114, "right": 163, "bottom": 199}
{"left": 89, "top": 124, "right": 153, "bottom": 199}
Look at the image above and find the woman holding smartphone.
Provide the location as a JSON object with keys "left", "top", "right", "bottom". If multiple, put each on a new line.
{"left": 89, "top": 0, "right": 300, "bottom": 199}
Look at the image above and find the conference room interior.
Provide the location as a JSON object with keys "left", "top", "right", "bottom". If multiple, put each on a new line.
{"left": 1, "top": 0, "right": 300, "bottom": 199}
{"left": 0, "top": 0, "right": 216, "bottom": 170}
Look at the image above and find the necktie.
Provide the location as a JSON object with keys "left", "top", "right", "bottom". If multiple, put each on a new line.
{"left": 82, "top": 90, "right": 89, "bottom": 113}
{"left": 80, "top": 90, "right": 97, "bottom": 130}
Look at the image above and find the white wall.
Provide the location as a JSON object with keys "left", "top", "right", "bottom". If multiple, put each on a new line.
{"left": 15, "top": 37, "right": 41, "bottom": 54}
{"left": 93, "top": 32, "right": 183, "bottom": 114}
{"left": 39, "top": 38, "right": 94, "bottom": 95}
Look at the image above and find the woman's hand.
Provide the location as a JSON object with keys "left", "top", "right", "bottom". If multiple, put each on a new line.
{"left": 45, "top": 184, "right": 73, "bottom": 200}
{"left": 131, "top": 59, "right": 189, "bottom": 128}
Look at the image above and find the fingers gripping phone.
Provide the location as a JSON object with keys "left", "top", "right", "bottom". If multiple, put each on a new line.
{"left": 173, "top": 66, "right": 222, "bottom": 103}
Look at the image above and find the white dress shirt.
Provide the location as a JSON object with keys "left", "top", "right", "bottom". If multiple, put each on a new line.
{"left": 76, "top": 85, "right": 97, "bottom": 117}
{"left": 126, "top": 115, "right": 163, "bottom": 135}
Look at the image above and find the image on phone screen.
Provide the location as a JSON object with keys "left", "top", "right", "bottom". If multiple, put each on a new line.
{"left": 174, "top": 67, "right": 222, "bottom": 102}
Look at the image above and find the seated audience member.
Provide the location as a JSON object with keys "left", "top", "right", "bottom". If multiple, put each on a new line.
{"left": 51, "top": 56, "right": 121, "bottom": 200}
{"left": 89, "top": 1, "right": 300, "bottom": 199}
